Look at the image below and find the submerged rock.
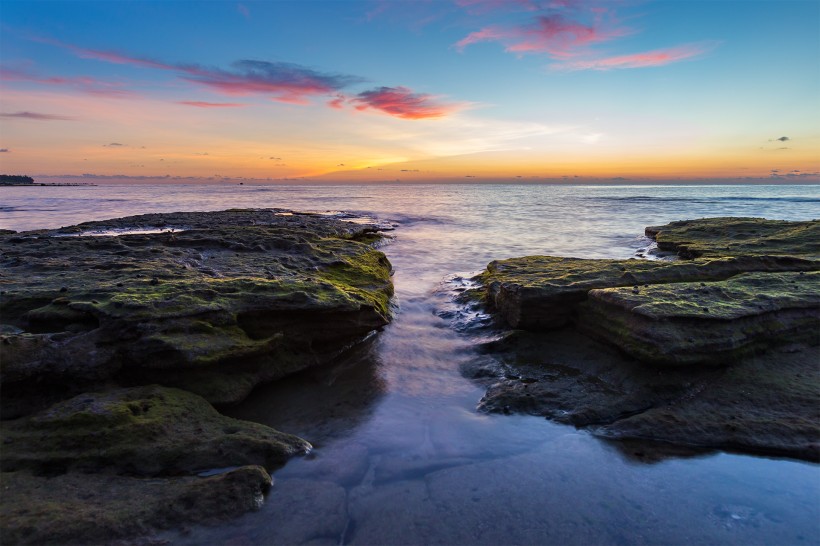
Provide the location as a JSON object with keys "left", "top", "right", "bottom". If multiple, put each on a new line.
{"left": 471, "top": 217, "right": 820, "bottom": 461}
{"left": 0, "top": 209, "right": 394, "bottom": 414}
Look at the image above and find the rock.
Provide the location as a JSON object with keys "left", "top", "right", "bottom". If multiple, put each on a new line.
{"left": 0, "top": 385, "right": 311, "bottom": 476}
{"left": 470, "top": 218, "right": 820, "bottom": 460}
{"left": 482, "top": 254, "right": 818, "bottom": 330}
{"left": 0, "top": 465, "right": 273, "bottom": 545}
{"left": 0, "top": 385, "right": 314, "bottom": 543}
{"left": 646, "top": 217, "right": 820, "bottom": 259}
{"left": 579, "top": 271, "right": 820, "bottom": 365}
{"left": 0, "top": 209, "right": 394, "bottom": 413}
{"left": 596, "top": 342, "right": 820, "bottom": 460}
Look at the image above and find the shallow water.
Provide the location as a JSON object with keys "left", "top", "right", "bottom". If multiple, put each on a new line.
{"left": 2, "top": 183, "right": 819, "bottom": 544}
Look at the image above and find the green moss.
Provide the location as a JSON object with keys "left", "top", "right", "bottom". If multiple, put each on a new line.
{"left": 647, "top": 217, "right": 820, "bottom": 259}
{"left": 318, "top": 245, "right": 394, "bottom": 319}
{"left": 0, "top": 385, "right": 311, "bottom": 476}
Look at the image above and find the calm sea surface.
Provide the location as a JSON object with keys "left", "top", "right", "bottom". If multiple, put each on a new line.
{"left": 2, "top": 183, "right": 819, "bottom": 545}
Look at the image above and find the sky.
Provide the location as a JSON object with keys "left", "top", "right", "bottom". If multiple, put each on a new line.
{"left": 0, "top": 0, "right": 818, "bottom": 183}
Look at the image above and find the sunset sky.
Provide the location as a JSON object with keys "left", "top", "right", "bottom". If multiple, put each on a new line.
{"left": 1, "top": 0, "right": 818, "bottom": 183}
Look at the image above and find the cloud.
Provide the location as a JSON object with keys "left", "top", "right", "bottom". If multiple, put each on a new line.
{"left": 103, "top": 142, "right": 126, "bottom": 147}
{"left": 0, "top": 148, "right": 9, "bottom": 152}
{"left": 180, "top": 60, "right": 364, "bottom": 104}
{"left": 177, "top": 101, "right": 246, "bottom": 108}
{"left": 352, "top": 86, "right": 464, "bottom": 119}
{"left": 456, "top": 13, "right": 631, "bottom": 58}
{"left": 41, "top": 38, "right": 366, "bottom": 105}
{"left": 776, "top": 136, "right": 790, "bottom": 142}
{"left": 237, "top": 3, "right": 250, "bottom": 18}
{"left": 551, "top": 42, "right": 716, "bottom": 70}
{"left": 0, "top": 111, "right": 74, "bottom": 121}
{"left": 0, "top": 67, "right": 135, "bottom": 98}
{"left": 454, "top": 3, "right": 718, "bottom": 71}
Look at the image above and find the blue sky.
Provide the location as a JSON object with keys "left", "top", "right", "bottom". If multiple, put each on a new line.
{"left": 1, "top": 0, "right": 818, "bottom": 182}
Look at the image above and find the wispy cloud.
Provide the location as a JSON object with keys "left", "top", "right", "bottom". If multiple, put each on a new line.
{"left": 181, "top": 60, "right": 364, "bottom": 104}
{"left": 456, "top": 12, "right": 631, "bottom": 58}
{"left": 237, "top": 3, "right": 250, "bottom": 19}
{"left": 177, "top": 101, "right": 246, "bottom": 108}
{"left": 551, "top": 43, "right": 716, "bottom": 70}
{"left": 0, "top": 67, "right": 135, "bottom": 98}
{"left": 1, "top": 111, "right": 74, "bottom": 121}
{"left": 103, "top": 142, "right": 126, "bottom": 147}
{"left": 454, "top": 2, "right": 717, "bottom": 71}
{"left": 0, "top": 148, "right": 9, "bottom": 152}
{"left": 41, "top": 38, "right": 366, "bottom": 105}
{"left": 352, "top": 86, "right": 464, "bottom": 119}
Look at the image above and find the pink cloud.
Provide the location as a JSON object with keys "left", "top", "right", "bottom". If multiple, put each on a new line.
{"left": 177, "top": 101, "right": 246, "bottom": 108}
{"left": 456, "top": 13, "right": 631, "bottom": 58}
{"left": 0, "top": 67, "right": 136, "bottom": 98}
{"left": 40, "top": 38, "right": 364, "bottom": 104}
{"left": 552, "top": 43, "right": 716, "bottom": 70}
{"left": 237, "top": 3, "right": 250, "bottom": 18}
{"left": 327, "top": 94, "right": 347, "bottom": 109}
{"left": 351, "top": 86, "right": 462, "bottom": 120}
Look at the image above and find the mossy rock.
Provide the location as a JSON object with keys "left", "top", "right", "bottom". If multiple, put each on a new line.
{"left": 646, "top": 217, "right": 820, "bottom": 259}
{"left": 0, "top": 465, "right": 273, "bottom": 545}
{"left": 0, "top": 385, "right": 311, "bottom": 476}
{"left": 579, "top": 271, "right": 820, "bottom": 365}
{"left": 482, "top": 254, "right": 818, "bottom": 330}
{"left": 0, "top": 209, "right": 394, "bottom": 414}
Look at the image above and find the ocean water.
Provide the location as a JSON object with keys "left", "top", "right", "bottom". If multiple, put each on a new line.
{"left": 2, "top": 183, "right": 819, "bottom": 545}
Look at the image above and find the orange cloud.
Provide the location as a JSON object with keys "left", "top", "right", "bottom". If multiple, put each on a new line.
{"left": 351, "top": 86, "right": 463, "bottom": 120}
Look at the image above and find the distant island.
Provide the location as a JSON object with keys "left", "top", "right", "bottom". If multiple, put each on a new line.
{"left": 0, "top": 174, "right": 94, "bottom": 187}
{"left": 0, "top": 175, "right": 34, "bottom": 185}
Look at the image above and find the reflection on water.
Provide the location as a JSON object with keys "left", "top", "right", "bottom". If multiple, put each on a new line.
{"left": 3, "top": 184, "right": 819, "bottom": 544}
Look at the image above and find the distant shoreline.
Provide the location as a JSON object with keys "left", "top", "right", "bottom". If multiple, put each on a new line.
{"left": 0, "top": 183, "right": 97, "bottom": 187}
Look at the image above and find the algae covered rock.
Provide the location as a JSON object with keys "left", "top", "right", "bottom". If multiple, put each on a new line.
{"left": 0, "top": 465, "right": 273, "bottom": 545}
{"left": 0, "top": 385, "right": 311, "bottom": 476}
{"left": 646, "top": 217, "right": 820, "bottom": 259}
{"left": 0, "top": 209, "right": 394, "bottom": 412}
{"left": 469, "top": 217, "right": 820, "bottom": 461}
{"left": 0, "top": 385, "right": 311, "bottom": 543}
{"left": 482, "top": 254, "right": 816, "bottom": 330}
{"left": 579, "top": 271, "right": 820, "bottom": 365}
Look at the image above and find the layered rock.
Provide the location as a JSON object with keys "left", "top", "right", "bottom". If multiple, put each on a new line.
{"left": 646, "top": 216, "right": 820, "bottom": 259}
{"left": 1, "top": 209, "right": 394, "bottom": 414}
{"left": 470, "top": 217, "right": 820, "bottom": 460}
{"left": 580, "top": 271, "right": 820, "bottom": 365}
{"left": 0, "top": 209, "right": 394, "bottom": 542}
{"left": 482, "top": 255, "right": 816, "bottom": 331}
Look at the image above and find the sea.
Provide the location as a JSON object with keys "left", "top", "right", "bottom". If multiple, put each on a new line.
{"left": 2, "top": 183, "right": 819, "bottom": 545}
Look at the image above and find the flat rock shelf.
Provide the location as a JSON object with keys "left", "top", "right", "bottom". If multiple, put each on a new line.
{"left": 470, "top": 217, "right": 820, "bottom": 461}
{"left": 0, "top": 209, "right": 394, "bottom": 543}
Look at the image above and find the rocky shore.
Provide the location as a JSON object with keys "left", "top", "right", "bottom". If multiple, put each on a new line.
{"left": 468, "top": 217, "right": 820, "bottom": 461}
{"left": 0, "top": 209, "right": 394, "bottom": 543}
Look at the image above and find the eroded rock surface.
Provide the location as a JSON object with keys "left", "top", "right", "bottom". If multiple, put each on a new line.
{"left": 0, "top": 209, "right": 394, "bottom": 543}
{"left": 470, "top": 217, "right": 820, "bottom": 460}
{"left": 1, "top": 209, "right": 394, "bottom": 414}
